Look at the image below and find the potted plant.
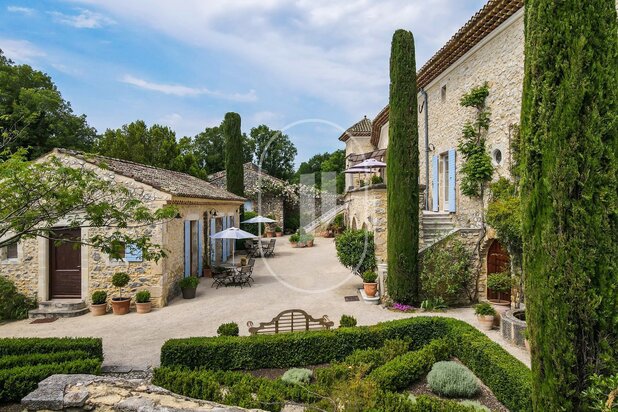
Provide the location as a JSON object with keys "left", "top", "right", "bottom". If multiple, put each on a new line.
{"left": 475, "top": 302, "right": 497, "bottom": 330}
{"left": 179, "top": 276, "right": 199, "bottom": 299}
{"left": 362, "top": 270, "right": 378, "bottom": 297}
{"left": 202, "top": 262, "right": 212, "bottom": 278}
{"left": 289, "top": 233, "right": 300, "bottom": 248}
{"left": 306, "top": 234, "right": 315, "bottom": 247}
{"left": 275, "top": 226, "right": 283, "bottom": 237}
{"left": 487, "top": 271, "right": 512, "bottom": 305}
{"left": 90, "top": 291, "right": 107, "bottom": 316}
{"left": 135, "top": 290, "right": 152, "bottom": 314}
{"left": 111, "top": 272, "right": 131, "bottom": 315}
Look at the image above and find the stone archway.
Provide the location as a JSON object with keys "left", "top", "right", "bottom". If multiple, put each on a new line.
{"left": 351, "top": 217, "right": 357, "bottom": 230}
{"left": 361, "top": 222, "right": 367, "bottom": 231}
{"left": 486, "top": 239, "right": 511, "bottom": 303}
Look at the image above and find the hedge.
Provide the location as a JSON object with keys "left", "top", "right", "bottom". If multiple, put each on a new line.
{"left": 0, "top": 350, "right": 90, "bottom": 370}
{"left": 0, "top": 337, "right": 102, "bottom": 359}
{"left": 379, "top": 392, "right": 480, "bottom": 412}
{"left": 369, "top": 338, "right": 451, "bottom": 392}
{"left": 0, "top": 359, "right": 101, "bottom": 402}
{"left": 161, "top": 317, "right": 449, "bottom": 370}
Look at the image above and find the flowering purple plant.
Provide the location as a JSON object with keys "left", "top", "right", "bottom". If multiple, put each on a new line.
{"left": 391, "top": 302, "right": 415, "bottom": 312}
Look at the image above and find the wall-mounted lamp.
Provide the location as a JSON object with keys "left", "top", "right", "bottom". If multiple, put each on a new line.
{"left": 174, "top": 213, "right": 182, "bottom": 219}
{"left": 428, "top": 143, "right": 436, "bottom": 152}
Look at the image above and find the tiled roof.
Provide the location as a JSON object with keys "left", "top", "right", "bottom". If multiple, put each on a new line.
{"left": 54, "top": 149, "right": 245, "bottom": 202}
{"left": 339, "top": 116, "right": 372, "bottom": 142}
{"left": 370, "top": 0, "right": 524, "bottom": 145}
{"left": 208, "top": 162, "right": 285, "bottom": 186}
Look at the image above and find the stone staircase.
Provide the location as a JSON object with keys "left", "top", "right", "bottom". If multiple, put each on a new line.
{"left": 421, "top": 211, "right": 455, "bottom": 247}
{"left": 29, "top": 300, "right": 89, "bottom": 319}
{"left": 302, "top": 204, "right": 346, "bottom": 233}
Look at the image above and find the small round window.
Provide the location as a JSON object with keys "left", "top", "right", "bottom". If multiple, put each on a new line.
{"left": 493, "top": 149, "right": 503, "bottom": 165}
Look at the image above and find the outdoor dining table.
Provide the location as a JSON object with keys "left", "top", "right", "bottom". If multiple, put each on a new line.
{"left": 218, "top": 263, "right": 246, "bottom": 287}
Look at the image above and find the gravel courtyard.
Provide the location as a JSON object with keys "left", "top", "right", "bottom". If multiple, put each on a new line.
{"left": 0, "top": 236, "right": 529, "bottom": 370}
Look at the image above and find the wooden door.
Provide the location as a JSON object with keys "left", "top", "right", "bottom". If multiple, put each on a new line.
{"left": 49, "top": 228, "right": 81, "bottom": 299}
{"left": 486, "top": 240, "right": 510, "bottom": 302}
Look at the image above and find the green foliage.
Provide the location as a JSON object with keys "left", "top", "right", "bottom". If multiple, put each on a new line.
{"left": 368, "top": 338, "right": 451, "bottom": 392}
{"left": 420, "top": 238, "right": 474, "bottom": 303}
{"left": 0, "top": 51, "right": 95, "bottom": 158}
{"left": 0, "top": 337, "right": 103, "bottom": 359}
{"left": 281, "top": 368, "right": 313, "bottom": 385}
{"left": 339, "top": 314, "right": 357, "bottom": 328}
{"left": 293, "top": 149, "right": 345, "bottom": 193}
{"left": 135, "top": 290, "right": 151, "bottom": 303}
{"left": 581, "top": 374, "right": 618, "bottom": 412}
{"left": 289, "top": 233, "right": 300, "bottom": 243}
{"left": 91, "top": 290, "right": 107, "bottom": 305}
{"left": 0, "top": 276, "right": 36, "bottom": 320}
{"left": 427, "top": 361, "right": 480, "bottom": 398}
{"left": 241, "top": 211, "right": 265, "bottom": 236}
{"left": 179, "top": 276, "right": 199, "bottom": 289}
{"left": 217, "top": 322, "right": 239, "bottom": 337}
{"left": 334, "top": 229, "right": 376, "bottom": 275}
{"left": 362, "top": 270, "right": 378, "bottom": 283}
{"left": 457, "top": 83, "right": 493, "bottom": 198}
{"left": 371, "top": 175, "right": 384, "bottom": 185}
{"left": 380, "top": 392, "right": 481, "bottom": 411}
{"left": 474, "top": 303, "right": 496, "bottom": 316}
{"left": 190, "top": 126, "right": 254, "bottom": 175}
{"left": 274, "top": 226, "right": 282, "bottom": 233}
{"left": 0, "top": 151, "right": 178, "bottom": 259}
{"left": 112, "top": 272, "right": 130, "bottom": 288}
{"left": 330, "top": 213, "right": 345, "bottom": 232}
{"left": 420, "top": 298, "right": 448, "bottom": 312}
{"left": 0, "top": 350, "right": 90, "bottom": 369}
{"left": 342, "top": 339, "right": 410, "bottom": 373}
{"left": 486, "top": 178, "right": 522, "bottom": 253}
{"left": 458, "top": 400, "right": 490, "bottom": 411}
{"left": 387, "top": 29, "right": 420, "bottom": 305}
{"left": 223, "top": 112, "right": 244, "bottom": 197}
{"left": 520, "top": 1, "right": 618, "bottom": 409}
{"left": 251, "top": 124, "right": 298, "bottom": 181}
{"left": 487, "top": 272, "right": 512, "bottom": 294}
{"left": 94, "top": 121, "right": 205, "bottom": 179}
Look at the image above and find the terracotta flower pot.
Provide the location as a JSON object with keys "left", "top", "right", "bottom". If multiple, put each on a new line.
{"left": 307, "top": 239, "right": 314, "bottom": 247}
{"left": 266, "top": 232, "right": 275, "bottom": 238}
{"left": 182, "top": 287, "right": 197, "bottom": 299}
{"left": 363, "top": 282, "right": 378, "bottom": 297}
{"left": 477, "top": 314, "right": 495, "bottom": 330}
{"left": 203, "top": 268, "right": 212, "bottom": 278}
{"left": 90, "top": 303, "right": 107, "bottom": 316}
{"left": 136, "top": 301, "right": 152, "bottom": 314}
{"left": 111, "top": 298, "right": 130, "bottom": 315}
{"left": 275, "top": 232, "right": 283, "bottom": 237}
{"left": 290, "top": 242, "right": 298, "bottom": 248}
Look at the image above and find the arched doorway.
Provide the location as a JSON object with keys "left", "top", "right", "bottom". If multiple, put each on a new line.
{"left": 486, "top": 239, "right": 511, "bottom": 303}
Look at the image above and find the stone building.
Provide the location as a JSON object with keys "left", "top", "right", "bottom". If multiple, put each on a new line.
{"left": 209, "top": 162, "right": 286, "bottom": 230}
{"left": 342, "top": 0, "right": 527, "bottom": 301}
{"left": 0, "top": 149, "right": 244, "bottom": 312}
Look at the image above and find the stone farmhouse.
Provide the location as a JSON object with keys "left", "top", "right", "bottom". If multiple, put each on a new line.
{"left": 341, "top": 0, "right": 527, "bottom": 301}
{"left": 0, "top": 149, "right": 244, "bottom": 312}
{"left": 209, "top": 162, "right": 286, "bottom": 230}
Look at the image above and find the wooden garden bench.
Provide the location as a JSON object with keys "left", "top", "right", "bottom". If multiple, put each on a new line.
{"left": 247, "top": 309, "right": 334, "bottom": 335}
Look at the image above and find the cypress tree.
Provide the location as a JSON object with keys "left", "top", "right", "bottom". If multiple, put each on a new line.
{"left": 520, "top": 1, "right": 618, "bottom": 410}
{"left": 222, "top": 112, "right": 244, "bottom": 197}
{"left": 386, "top": 29, "right": 420, "bottom": 305}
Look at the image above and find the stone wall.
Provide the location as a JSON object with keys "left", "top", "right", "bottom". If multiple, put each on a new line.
{"left": 0, "top": 237, "right": 39, "bottom": 299}
{"left": 345, "top": 185, "right": 387, "bottom": 263}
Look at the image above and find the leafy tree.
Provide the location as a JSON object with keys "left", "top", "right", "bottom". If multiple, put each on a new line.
{"left": 250, "top": 124, "right": 297, "bottom": 181}
{"left": 293, "top": 149, "right": 346, "bottom": 193}
{"left": 386, "top": 29, "right": 420, "bottom": 305}
{"left": 223, "top": 112, "right": 244, "bottom": 197}
{"left": 0, "top": 150, "right": 177, "bottom": 261}
{"left": 0, "top": 50, "right": 96, "bottom": 157}
{"left": 520, "top": 1, "right": 618, "bottom": 410}
{"left": 191, "top": 126, "right": 253, "bottom": 175}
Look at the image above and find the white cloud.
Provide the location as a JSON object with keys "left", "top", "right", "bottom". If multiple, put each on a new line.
{"left": 48, "top": 9, "right": 115, "bottom": 29}
{"left": 7, "top": 6, "right": 35, "bottom": 15}
{"left": 121, "top": 74, "right": 258, "bottom": 102}
{"left": 0, "top": 39, "right": 46, "bottom": 63}
{"left": 251, "top": 111, "right": 283, "bottom": 127}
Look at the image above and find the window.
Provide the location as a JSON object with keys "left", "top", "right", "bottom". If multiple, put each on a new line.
{"left": 492, "top": 149, "right": 503, "bottom": 165}
{"left": 6, "top": 243, "right": 18, "bottom": 259}
{"left": 441, "top": 84, "right": 447, "bottom": 101}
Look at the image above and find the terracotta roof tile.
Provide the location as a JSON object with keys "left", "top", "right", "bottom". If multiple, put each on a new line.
{"left": 339, "top": 116, "right": 372, "bottom": 142}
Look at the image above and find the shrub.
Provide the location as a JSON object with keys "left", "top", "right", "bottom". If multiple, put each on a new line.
{"left": 487, "top": 272, "right": 512, "bottom": 294}
{"left": 369, "top": 338, "right": 452, "bottom": 391}
{"left": 339, "top": 314, "right": 357, "bottom": 328}
{"left": 0, "top": 350, "right": 90, "bottom": 369}
{"left": 289, "top": 233, "right": 300, "bottom": 243}
{"left": 217, "top": 322, "right": 239, "bottom": 337}
{"left": 378, "top": 391, "right": 480, "bottom": 411}
{"left": 427, "top": 361, "right": 480, "bottom": 398}
{"left": 241, "top": 211, "right": 265, "bottom": 236}
{"left": 0, "top": 276, "right": 36, "bottom": 321}
{"left": 0, "top": 337, "right": 103, "bottom": 359}
{"left": 343, "top": 339, "right": 409, "bottom": 372}
{"left": 458, "top": 400, "right": 490, "bottom": 411}
{"left": 91, "top": 290, "right": 107, "bottom": 305}
{"left": 179, "top": 276, "right": 199, "bottom": 289}
{"left": 581, "top": 373, "right": 618, "bottom": 412}
{"left": 420, "top": 297, "right": 448, "bottom": 312}
{"left": 420, "top": 238, "right": 474, "bottom": 304}
{"left": 334, "top": 229, "right": 376, "bottom": 275}
{"left": 362, "top": 270, "right": 378, "bottom": 283}
{"left": 112, "top": 272, "right": 130, "bottom": 300}
{"left": 281, "top": 368, "right": 312, "bottom": 385}
{"left": 135, "top": 290, "right": 151, "bottom": 303}
{"left": 371, "top": 175, "right": 384, "bottom": 185}
{"left": 474, "top": 302, "right": 496, "bottom": 316}
{"left": 275, "top": 226, "right": 282, "bottom": 233}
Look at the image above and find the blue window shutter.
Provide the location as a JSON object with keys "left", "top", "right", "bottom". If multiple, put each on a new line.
{"left": 448, "top": 149, "right": 457, "bottom": 212}
{"left": 197, "top": 220, "right": 203, "bottom": 276}
{"left": 183, "top": 220, "right": 191, "bottom": 277}
{"left": 432, "top": 155, "right": 439, "bottom": 212}
{"left": 210, "top": 218, "right": 216, "bottom": 264}
{"left": 124, "top": 243, "right": 143, "bottom": 262}
{"left": 222, "top": 217, "right": 228, "bottom": 261}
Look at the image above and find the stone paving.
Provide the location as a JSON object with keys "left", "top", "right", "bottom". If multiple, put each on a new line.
{"left": 0, "top": 236, "right": 530, "bottom": 369}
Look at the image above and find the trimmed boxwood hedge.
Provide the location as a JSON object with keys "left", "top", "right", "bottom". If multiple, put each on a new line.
{"left": 161, "top": 317, "right": 449, "bottom": 370}
{"left": 0, "top": 337, "right": 102, "bottom": 359}
{"left": 160, "top": 317, "right": 531, "bottom": 412}
{"left": 0, "top": 350, "right": 91, "bottom": 369}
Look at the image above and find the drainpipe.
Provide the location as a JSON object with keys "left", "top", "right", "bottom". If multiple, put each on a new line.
{"left": 420, "top": 88, "right": 430, "bottom": 210}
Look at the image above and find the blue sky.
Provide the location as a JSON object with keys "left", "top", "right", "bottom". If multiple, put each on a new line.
{"left": 0, "top": 0, "right": 485, "bottom": 164}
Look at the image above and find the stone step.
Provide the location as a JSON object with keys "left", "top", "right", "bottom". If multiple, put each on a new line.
{"left": 38, "top": 300, "right": 87, "bottom": 311}
{"left": 422, "top": 221, "right": 455, "bottom": 229}
{"left": 29, "top": 300, "right": 89, "bottom": 319}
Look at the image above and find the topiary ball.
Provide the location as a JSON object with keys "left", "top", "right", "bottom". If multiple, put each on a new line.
{"left": 339, "top": 314, "right": 357, "bottom": 328}
{"left": 217, "top": 322, "right": 239, "bottom": 337}
{"left": 427, "top": 361, "right": 480, "bottom": 398}
{"left": 281, "top": 368, "right": 313, "bottom": 385}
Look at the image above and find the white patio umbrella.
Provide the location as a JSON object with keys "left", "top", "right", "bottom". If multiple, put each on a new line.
{"left": 354, "top": 158, "right": 387, "bottom": 168}
{"left": 241, "top": 215, "right": 276, "bottom": 224}
{"left": 210, "top": 227, "right": 257, "bottom": 264}
{"left": 344, "top": 167, "right": 373, "bottom": 173}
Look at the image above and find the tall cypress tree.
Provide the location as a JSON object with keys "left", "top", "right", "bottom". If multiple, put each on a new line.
{"left": 520, "top": 1, "right": 617, "bottom": 410}
{"left": 386, "top": 29, "right": 420, "bottom": 305}
{"left": 222, "top": 112, "right": 244, "bottom": 197}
